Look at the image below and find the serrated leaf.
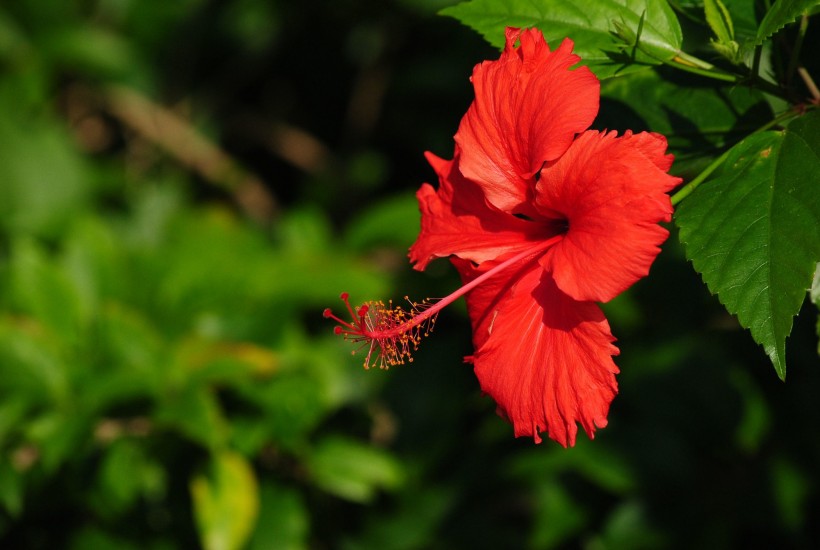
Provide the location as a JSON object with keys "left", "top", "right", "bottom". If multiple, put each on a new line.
{"left": 675, "top": 112, "right": 820, "bottom": 379}
{"left": 441, "top": 0, "right": 682, "bottom": 79}
{"left": 755, "top": 0, "right": 820, "bottom": 45}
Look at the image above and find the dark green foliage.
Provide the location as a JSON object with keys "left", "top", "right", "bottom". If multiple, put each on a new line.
{"left": 676, "top": 115, "right": 820, "bottom": 379}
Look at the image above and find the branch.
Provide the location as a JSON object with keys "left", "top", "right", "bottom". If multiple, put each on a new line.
{"left": 104, "top": 85, "right": 279, "bottom": 223}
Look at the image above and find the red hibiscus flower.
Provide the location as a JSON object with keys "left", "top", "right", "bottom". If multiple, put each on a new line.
{"left": 325, "top": 27, "right": 680, "bottom": 447}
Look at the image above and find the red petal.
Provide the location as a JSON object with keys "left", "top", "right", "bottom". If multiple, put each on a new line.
{"left": 536, "top": 130, "right": 681, "bottom": 303}
{"left": 409, "top": 150, "right": 554, "bottom": 271}
{"left": 455, "top": 28, "right": 599, "bottom": 214}
{"left": 454, "top": 258, "right": 619, "bottom": 447}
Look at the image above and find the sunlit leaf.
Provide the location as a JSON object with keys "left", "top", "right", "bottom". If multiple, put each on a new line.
{"left": 442, "top": 0, "right": 682, "bottom": 78}
{"left": 704, "top": 0, "right": 741, "bottom": 62}
{"left": 675, "top": 112, "right": 820, "bottom": 378}
{"left": 704, "top": 0, "right": 734, "bottom": 43}
{"left": 724, "top": 0, "right": 762, "bottom": 35}
{"left": 191, "top": 450, "right": 260, "bottom": 550}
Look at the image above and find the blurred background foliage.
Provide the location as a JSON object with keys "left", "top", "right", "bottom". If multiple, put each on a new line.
{"left": 0, "top": 0, "right": 818, "bottom": 548}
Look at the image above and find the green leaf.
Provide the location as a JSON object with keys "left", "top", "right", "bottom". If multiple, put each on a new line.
{"left": 771, "top": 457, "right": 811, "bottom": 529}
{"left": 155, "top": 386, "right": 228, "bottom": 449}
{"left": 595, "top": 501, "right": 666, "bottom": 548}
{"left": 247, "top": 483, "right": 309, "bottom": 550}
{"left": 307, "top": 436, "right": 404, "bottom": 503}
{"left": 40, "top": 26, "right": 144, "bottom": 81}
{"left": 191, "top": 450, "right": 260, "bottom": 550}
{"left": 755, "top": 0, "right": 820, "bottom": 45}
{"left": 0, "top": 459, "right": 24, "bottom": 516}
{"left": 598, "top": 69, "right": 771, "bottom": 157}
{"left": 675, "top": 112, "right": 820, "bottom": 379}
{"left": 234, "top": 373, "right": 326, "bottom": 452}
{"left": 729, "top": 367, "right": 771, "bottom": 452}
{"left": 9, "top": 238, "right": 86, "bottom": 342}
{"left": 511, "top": 441, "right": 635, "bottom": 494}
{"left": 0, "top": 320, "right": 70, "bottom": 407}
{"left": 25, "top": 412, "right": 89, "bottom": 473}
{"left": 0, "top": 100, "right": 89, "bottom": 237}
{"left": 704, "top": 0, "right": 734, "bottom": 43}
{"left": 530, "top": 483, "right": 587, "bottom": 548}
{"left": 93, "top": 439, "right": 166, "bottom": 517}
{"left": 344, "top": 192, "right": 420, "bottom": 251}
{"left": 704, "top": 0, "right": 741, "bottom": 63}
{"left": 441, "top": 0, "right": 683, "bottom": 78}
{"left": 341, "top": 488, "right": 452, "bottom": 550}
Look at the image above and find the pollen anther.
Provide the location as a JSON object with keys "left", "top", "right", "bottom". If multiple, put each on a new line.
{"left": 323, "top": 293, "right": 439, "bottom": 370}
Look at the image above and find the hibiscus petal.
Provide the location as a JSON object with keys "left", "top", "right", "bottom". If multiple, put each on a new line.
{"left": 455, "top": 28, "right": 599, "bottom": 215}
{"left": 454, "top": 258, "right": 619, "bottom": 447}
{"left": 409, "top": 150, "right": 553, "bottom": 270}
{"left": 536, "top": 130, "right": 681, "bottom": 303}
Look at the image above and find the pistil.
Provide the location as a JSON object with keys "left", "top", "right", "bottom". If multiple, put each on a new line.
{"left": 324, "top": 234, "right": 563, "bottom": 368}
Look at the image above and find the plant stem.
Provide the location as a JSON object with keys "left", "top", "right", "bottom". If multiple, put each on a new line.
{"left": 798, "top": 67, "right": 820, "bottom": 102}
{"left": 787, "top": 15, "right": 809, "bottom": 88}
{"left": 666, "top": 52, "right": 790, "bottom": 102}
{"left": 671, "top": 150, "right": 730, "bottom": 206}
{"left": 670, "top": 108, "right": 802, "bottom": 206}
{"left": 749, "top": 74, "right": 791, "bottom": 101}
{"left": 666, "top": 53, "right": 737, "bottom": 82}
{"left": 752, "top": 45, "right": 762, "bottom": 80}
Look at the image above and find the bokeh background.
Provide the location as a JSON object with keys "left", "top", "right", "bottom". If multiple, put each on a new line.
{"left": 0, "top": 1, "right": 819, "bottom": 548}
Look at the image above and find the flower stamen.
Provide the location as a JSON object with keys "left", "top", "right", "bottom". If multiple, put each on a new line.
{"left": 325, "top": 234, "right": 563, "bottom": 369}
{"left": 323, "top": 294, "right": 438, "bottom": 369}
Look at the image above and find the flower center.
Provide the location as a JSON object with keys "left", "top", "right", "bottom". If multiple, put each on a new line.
{"left": 324, "top": 234, "right": 564, "bottom": 369}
